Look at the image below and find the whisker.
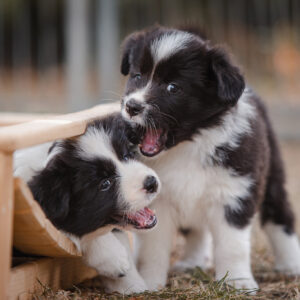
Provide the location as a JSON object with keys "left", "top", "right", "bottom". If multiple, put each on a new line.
{"left": 102, "top": 90, "right": 123, "bottom": 98}
{"left": 151, "top": 103, "right": 179, "bottom": 125}
{"left": 99, "top": 98, "right": 119, "bottom": 103}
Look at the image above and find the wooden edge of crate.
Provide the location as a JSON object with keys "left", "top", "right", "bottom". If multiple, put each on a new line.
{"left": 0, "top": 102, "right": 120, "bottom": 151}
{"left": 10, "top": 257, "right": 97, "bottom": 300}
{"left": 13, "top": 178, "right": 81, "bottom": 257}
{"left": 0, "top": 113, "right": 57, "bottom": 126}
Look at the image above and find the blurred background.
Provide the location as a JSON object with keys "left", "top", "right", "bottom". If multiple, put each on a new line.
{"left": 0, "top": 0, "right": 300, "bottom": 138}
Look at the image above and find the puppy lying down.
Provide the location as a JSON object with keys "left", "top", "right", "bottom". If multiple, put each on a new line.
{"left": 14, "top": 112, "right": 160, "bottom": 293}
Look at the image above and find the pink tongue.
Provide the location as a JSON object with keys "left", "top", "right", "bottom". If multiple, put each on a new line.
{"left": 127, "top": 207, "right": 156, "bottom": 228}
{"left": 141, "top": 130, "right": 162, "bottom": 154}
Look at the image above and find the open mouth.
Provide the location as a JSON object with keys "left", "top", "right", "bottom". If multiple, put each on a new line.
{"left": 113, "top": 207, "right": 157, "bottom": 230}
{"left": 139, "top": 128, "right": 167, "bottom": 157}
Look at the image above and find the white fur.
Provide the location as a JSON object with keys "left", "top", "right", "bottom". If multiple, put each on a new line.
{"left": 122, "top": 31, "right": 196, "bottom": 125}
{"left": 151, "top": 31, "right": 194, "bottom": 64}
{"left": 100, "top": 231, "right": 148, "bottom": 294}
{"left": 13, "top": 125, "right": 161, "bottom": 294}
{"left": 133, "top": 91, "right": 259, "bottom": 291}
{"left": 264, "top": 223, "right": 300, "bottom": 274}
{"left": 80, "top": 231, "right": 130, "bottom": 278}
{"left": 77, "top": 126, "right": 161, "bottom": 212}
{"left": 119, "top": 160, "right": 161, "bottom": 213}
{"left": 172, "top": 227, "right": 213, "bottom": 272}
{"left": 77, "top": 127, "right": 117, "bottom": 161}
{"left": 122, "top": 87, "right": 149, "bottom": 126}
{"left": 209, "top": 210, "right": 257, "bottom": 291}
{"left": 14, "top": 142, "right": 53, "bottom": 182}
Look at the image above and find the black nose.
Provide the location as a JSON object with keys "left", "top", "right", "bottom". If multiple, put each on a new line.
{"left": 143, "top": 175, "right": 158, "bottom": 194}
{"left": 126, "top": 99, "right": 144, "bottom": 117}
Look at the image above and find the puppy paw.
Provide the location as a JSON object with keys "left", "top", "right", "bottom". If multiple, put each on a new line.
{"left": 226, "top": 277, "right": 258, "bottom": 294}
{"left": 84, "top": 243, "right": 130, "bottom": 279}
{"left": 95, "top": 248, "right": 130, "bottom": 278}
{"left": 103, "top": 276, "right": 148, "bottom": 294}
{"left": 275, "top": 261, "right": 300, "bottom": 275}
{"left": 143, "top": 277, "right": 165, "bottom": 291}
{"left": 172, "top": 257, "right": 212, "bottom": 273}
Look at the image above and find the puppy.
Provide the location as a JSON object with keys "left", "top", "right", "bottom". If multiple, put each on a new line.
{"left": 14, "top": 112, "right": 161, "bottom": 293}
{"left": 119, "top": 25, "right": 300, "bottom": 291}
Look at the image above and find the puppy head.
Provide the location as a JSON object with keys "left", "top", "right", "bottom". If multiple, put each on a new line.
{"left": 120, "top": 26, "right": 245, "bottom": 157}
{"left": 29, "top": 113, "right": 160, "bottom": 237}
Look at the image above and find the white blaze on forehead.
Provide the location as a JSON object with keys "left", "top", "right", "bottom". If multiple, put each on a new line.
{"left": 77, "top": 127, "right": 117, "bottom": 161}
{"left": 124, "top": 85, "right": 148, "bottom": 104}
{"left": 151, "top": 31, "right": 194, "bottom": 63}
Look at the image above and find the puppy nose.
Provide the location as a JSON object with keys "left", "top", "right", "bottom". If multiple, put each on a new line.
{"left": 143, "top": 175, "right": 158, "bottom": 193}
{"left": 126, "top": 99, "right": 144, "bottom": 117}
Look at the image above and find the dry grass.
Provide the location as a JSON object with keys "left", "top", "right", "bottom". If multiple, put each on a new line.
{"left": 32, "top": 142, "right": 300, "bottom": 300}
{"left": 32, "top": 263, "right": 300, "bottom": 300}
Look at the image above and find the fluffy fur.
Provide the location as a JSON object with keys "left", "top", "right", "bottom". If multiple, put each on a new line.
{"left": 14, "top": 113, "right": 161, "bottom": 293}
{"left": 119, "top": 25, "right": 300, "bottom": 292}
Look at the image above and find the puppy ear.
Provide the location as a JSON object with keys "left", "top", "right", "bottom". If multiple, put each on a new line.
{"left": 28, "top": 156, "right": 71, "bottom": 225}
{"left": 121, "top": 31, "right": 145, "bottom": 75}
{"left": 207, "top": 46, "right": 245, "bottom": 105}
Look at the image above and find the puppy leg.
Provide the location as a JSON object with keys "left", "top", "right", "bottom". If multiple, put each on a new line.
{"left": 172, "top": 226, "right": 213, "bottom": 272}
{"left": 137, "top": 204, "right": 175, "bottom": 291}
{"left": 80, "top": 231, "right": 130, "bottom": 279}
{"left": 261, "top": 126, "right": 300, "bottom": 274}
{"left": 209, "top": 206, "right": 258, "bottom": 291}
{"left": 261, "top": 147, "right": 300, "bottom": 274}
{"left": 264, "top": 223, "right": 300, "bottom": 274}
{"left": 101, "top": 230, "right": 148, "bottom": 294}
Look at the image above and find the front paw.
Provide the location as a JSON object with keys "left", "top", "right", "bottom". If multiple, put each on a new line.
{"left": 275, "top": 261, "right": 300, "bottom": 275}
{"left": 103, "top": 276, "right": 148, "bottom": 294}
{"left": 226, "top": 277, "right": 258, "bottom": 294}
{"left": 142, "top": 275, "right": 165, "bottom": 291}
{"left": 172, "top": 257, "right": 212, "bottom": 273}
{"left": 97, "top": 249, "right": 130, "bottom": 278}
{"left": 85, "top": 244, "right": 130, "bottom": 279}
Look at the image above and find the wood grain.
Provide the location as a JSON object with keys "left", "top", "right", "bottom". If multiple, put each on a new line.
{"left": 0, "top": 152, "right": 14, "bottom": 300}
{"left": 9, "top": 257, "right": 97, "bottom": 300}
{"left": 13, "top": 178, "right": 81, "bottom": 257}
{"left": 0, "top": 103, "right": 120, "bottom": 151}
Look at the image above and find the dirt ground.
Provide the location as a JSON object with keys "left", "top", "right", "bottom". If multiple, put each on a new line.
{"left": 35, "top": 141, "right": 300, "bottom": 299}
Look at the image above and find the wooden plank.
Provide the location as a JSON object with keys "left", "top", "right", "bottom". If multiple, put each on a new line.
{"left": 13, "top": 178, "right": 81, "bottom": 257}
{"left": 0, "top": 113, "right": 56, "bottom": 126}
{"left": 9, "top": 257, "right": 97, "bottom": 300}
{"left": 0, "top": 151, "right": 14, "bottom": 300}
{"left": 0, "top": 103, "right": 120, "bottom": 152}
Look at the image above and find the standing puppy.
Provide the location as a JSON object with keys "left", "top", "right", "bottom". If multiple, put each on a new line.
{"left": 120, "top": 26, "right": 300, "bottom": 291}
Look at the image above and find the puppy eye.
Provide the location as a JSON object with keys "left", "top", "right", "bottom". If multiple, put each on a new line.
{"left": 133, "top": 73, "right": 141, "bottom": 81}
{"left": 100, "top": 179, "right": 111, "bottom": 191}
{"left": 167, "top": 83, "right": 179, "bottom": 94}
{"left": 123, "top": 152, "right": 134, "bottom": 161}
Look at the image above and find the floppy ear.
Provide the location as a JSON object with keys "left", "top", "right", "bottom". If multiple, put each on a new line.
{"left": 28, "top": 156, "right": 71, "bottom": 225}
{"left": 207, "top": 46, "right": 245, "bottom": 106}
{"left": 121, "top": 31, "right": 145, "bottom": 75}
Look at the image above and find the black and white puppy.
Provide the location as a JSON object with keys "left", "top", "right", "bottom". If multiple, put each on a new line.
{"left": 120, "top": 26, "right": 300, "bottom": 291}
{"left": 14, "top": 112, "right": 161, "bottom": 293}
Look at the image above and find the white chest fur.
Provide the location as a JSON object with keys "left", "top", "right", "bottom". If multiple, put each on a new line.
{"left": 141, "top": 91, "right": 256, "bottom": 228}
{"left": 144, "top": 139, "right": 252, "bottom": 228}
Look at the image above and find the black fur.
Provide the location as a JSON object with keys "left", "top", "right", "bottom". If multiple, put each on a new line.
{"left": 120, "top": 26, "right": 295, "bottom": 233}
{"left": 29, "top": 113, "right": 135, "bottom": 237}
{"left": 121, "top": 27, "right": 245, "bottom": 150}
